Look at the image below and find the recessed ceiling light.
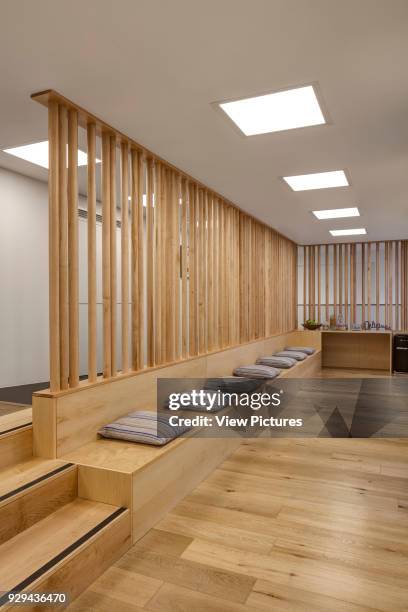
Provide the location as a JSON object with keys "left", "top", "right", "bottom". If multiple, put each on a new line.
{"left": 313, "top": 207, "right": 359, "bottom": 220}
{"left": 330, "top": 228, "right": 366, "bottom": 236}
{"left": 2, "top": 141, "right": 101, "bottom": 169}
{"left": 283, "top": 170, "right": 349, "bottom": 191}
{"left": 219, "top": 85, "right": 325, "bottom": 136}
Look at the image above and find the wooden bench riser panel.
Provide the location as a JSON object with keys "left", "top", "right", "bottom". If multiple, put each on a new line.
{"left": 0, "top": 467, "right": 77, "bottom": 545}
{"left": 131, "top": 436, "right": 240, "bottom": 543}
{"left": 279, "top": 351, "right": 322, "bottom": 378}
{"left": 0, "top": 428, "right": 33, "bottom": 469}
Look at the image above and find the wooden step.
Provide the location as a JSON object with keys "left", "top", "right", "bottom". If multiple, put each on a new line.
{"left": 0, "top": 459, "right": 77, "bottom": 545}
{"left": 0, "top": 498, "right": 131, "bottom": 609}
{"left": 0, "top": 407, "right": 32, "bottom": 437}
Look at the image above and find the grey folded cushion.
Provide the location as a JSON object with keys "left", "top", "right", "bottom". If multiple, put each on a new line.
{"left": 98, "top": 410, "right": 190, "bottom": 446}
{"left": 285, "top": 346, "right": 316, "bottom": 355}
{"left": 256, "top": 356, "right": 296, "bottom": 369}
{"left": 233, "top": 365, "right": 280, "bottom": 379}
{"left": 205, "top": 377, "right": 263, "bottom": 393}
{"left": 274, "top": 350, "right": 308, "bottom": 361}
{"left": 164, "top": 389, "right": 228, "bottom": 412}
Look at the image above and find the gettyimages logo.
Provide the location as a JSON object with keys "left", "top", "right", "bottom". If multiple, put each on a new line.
{"left": 167, "top": 388, "right": 282, "bottom": 411}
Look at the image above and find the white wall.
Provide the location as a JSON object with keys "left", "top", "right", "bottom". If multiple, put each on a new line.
{"left": 0, "top": 166, "right": 129, "bottom": 388}
{"left": 0, "top": 167, "right": 49, "bottom": 387}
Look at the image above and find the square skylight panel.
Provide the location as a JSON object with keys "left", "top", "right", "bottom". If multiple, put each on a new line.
{"left": 3, "top": 141, "right": 100, "bottom": 169}
{"left": 330, "top": 228, "right": 366, "bottom": 236}
{"left": 313, "top": 207, "right": 359, "bottom": 220}
{"left": 219, "top": 85, "right": 325, "bottom": 136}
{"left": 283, "top": 170, "right": 349, "bottom": 191}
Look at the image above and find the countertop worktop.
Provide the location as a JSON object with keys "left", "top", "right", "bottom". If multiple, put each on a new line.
{"left": 321, "top": 329, "right": 392, "bottom": 335}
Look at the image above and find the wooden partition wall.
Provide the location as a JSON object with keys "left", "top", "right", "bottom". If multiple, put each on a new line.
{"left": 299, "top": 241, "right": 408, "bottom": 329}
{"left": 32, "top": 90, "right": 297, "bottom": 393}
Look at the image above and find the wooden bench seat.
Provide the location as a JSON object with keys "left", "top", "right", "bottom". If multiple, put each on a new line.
{"left": 62, "top": 432, "right": 239, "bottom": 543}
{"left": 278, "top": 349, "right": 322, "bottom": 378}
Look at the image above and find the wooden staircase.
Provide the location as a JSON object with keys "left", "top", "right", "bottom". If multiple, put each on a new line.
{"left": 0, "top": 434, "right": 131, "bottom": 609}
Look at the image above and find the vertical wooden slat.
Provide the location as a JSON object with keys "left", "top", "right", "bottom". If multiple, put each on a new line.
{"left": 146, "top": 158, "right": 154, "bottom": 367}
{"left": 166, "top": 171, "right": 176, "bottom": 361}
{"left": 325, "top": 245, "right": 329, "bottom": 323}
{"left": 333, "top": 244, "right": 338, "bottom": 320}
{"left": 351, "top": 243, "right": 356, "bottom": 322}
{"left": 344, "top": 244, "right": 349, "bottom": 326}
{"left": 180, "top": 179, "right": 187, "bottom": 357}
{"left": 385, "top": 242, "right": 389, "bottom": 327}
{"left": 317, "top": 246, "right": 321, "bottom": 323}
{"left": 367, "top": 242, "right": 371, "bottom": 323}
{"left": 155, "top": 163, "right": 162, "bottom": 363}
{"left": 198, "top": 190, "right": 205, "bottom": 351}
{"left": 207, "top": 194, "right": 214, "bottom": 351}
{"left": 87, "top": 123, "right": 97, "bottom": 382}
{"left": 303, "top": 246, "right": 307, "bottom": 323}
{"left": 120, "top": 141, "right": 130, "bottom": 373}
{"left": 58, "top": 105, "right": 69, "bottom": 390}
{"left": 48, "top": 101, "right": 60, "bottom": 392}
{"left": 376, "top": 242, "right": 380, "bottom": 324}
{"left": 214, "top": 199, "right": 220, "bottom": 347}
{"left": 130, "top": 149, "right": 141, "bottom": 370}
{"left": 173, "top": 173, "right": 181, "bottom": 360}
{"left": 188, "top": 183, "right": 197, "bottom": 356}
{"left": 137, "top": 153, "right": 145, "bottom": 367}
{"left": 403, "top": 242, "right": 406, "bottom": 329}
{"left": 101, "top": 132, "right": 111, "bottom": 378}
{"left": 361, "top": 243, "right": 365, "bottom": 324}
{"left": 160, "top": 166, "right": 168, "bottom": 362}
{"left": 338, "top": 244, "right": 343, "bottom": 319}
{"left": 311, "top": 246, "right": 316, "bottom": 321}
{"left": 389, "top": 242, "right": 394, "bottom": 329}
{"left": 68, "top": 109, "right": 79, "bottom": 387}
{"left": 307, "top": 244, "right": 310, "bottom": 323}
{"left": 396, "top": 241, "right": 400, "bottom": 330}
{"left": 204, "top": 192, "right": 210, "bottom": 349}
{"left": 109, "top": 135, "right": 117, "bottom": 376}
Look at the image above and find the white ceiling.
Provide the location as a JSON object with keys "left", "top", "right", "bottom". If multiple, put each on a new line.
{"left": 0, "top": 0, "right": 407, "bottom": 244}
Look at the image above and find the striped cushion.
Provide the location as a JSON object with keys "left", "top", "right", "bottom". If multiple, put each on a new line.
{"left": 233, "top": 365, "right": 280, "bottom": 379}
{"left": 274, "top": 350, "right": 308, "bottom": 361}
{"left": 98, "top": 411, "right": 190, "bottom": 446}
{"left": 285, "top": 346, "right": 316, "bottom": 355}
{"left": 205, "top": 377, "right": 263, "bottom": 393}
{"left": 256, "top": 356, "right": 296, "bottom": 369}
{"left": 163, "top": 389, "right": 228, "bottom": 412}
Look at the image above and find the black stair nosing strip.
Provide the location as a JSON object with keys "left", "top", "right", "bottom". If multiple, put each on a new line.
{"left": 0, "top": 422, "right": 33, "bottom": 437}
{"left": 0, "top": 506, "right": 127, "bottom": 607}
{"left": 0, "top": 463, "right": 75, "bottom": 504}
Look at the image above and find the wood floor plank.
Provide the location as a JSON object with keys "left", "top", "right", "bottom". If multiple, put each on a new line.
{"left": 70, "top": 566, "right": 161, "bottom": 609}
{"left": 157, "top": 513, "right": 275, "bottom": 554}
{"left": 247, "top": 580, "right": 375, "bottom": 612}
{"left": 134, "top": 528, "right": 193, "bottom": 557}
{"left": 145, "top": 582, "right": 259, "bottom": 612}
{"left": 116, "top": 546, "right": 256, "bottom": 604}
{"left": 68, "top": 590, "right": 145, "bottom": 611}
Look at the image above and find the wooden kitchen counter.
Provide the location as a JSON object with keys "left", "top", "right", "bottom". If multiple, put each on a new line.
{"left": 321, "top": 330, "right": 393, "bottom": 373}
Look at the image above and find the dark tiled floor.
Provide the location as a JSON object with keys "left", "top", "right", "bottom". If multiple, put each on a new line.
{"left": 0, "top": 381, "right": 49, "bottom": 406}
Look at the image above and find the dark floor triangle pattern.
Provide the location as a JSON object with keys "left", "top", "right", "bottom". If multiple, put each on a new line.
{"left": 317, "top": 406, "right": 352, "bottom": 438}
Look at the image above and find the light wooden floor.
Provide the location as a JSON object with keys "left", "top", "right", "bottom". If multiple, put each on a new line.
{"left": 69, "top": 435, "right": 408, "bottom": 612}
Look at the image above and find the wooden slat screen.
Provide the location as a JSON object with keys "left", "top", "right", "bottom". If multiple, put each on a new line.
{"left": 36, "top": 90, "right": 296, "bottom": 392}
{"left": 299, "top": 241, "right": 408, "bottom": 330}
